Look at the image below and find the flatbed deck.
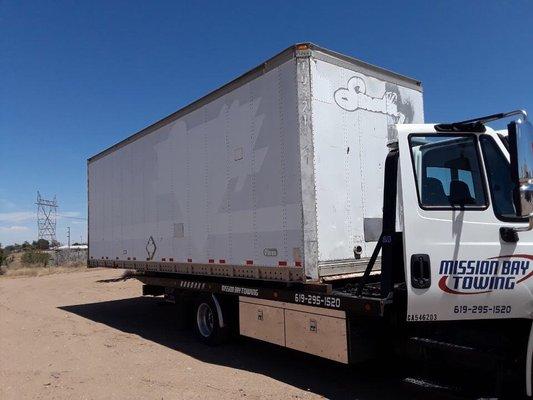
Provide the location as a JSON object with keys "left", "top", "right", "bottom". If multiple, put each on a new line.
{"left": 137, "top": 272, "right": 386, "bottom": 318}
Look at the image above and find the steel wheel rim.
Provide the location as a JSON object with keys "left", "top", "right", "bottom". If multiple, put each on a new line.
{"left": 197, "top": 303, "right": 215, "bottom": 338}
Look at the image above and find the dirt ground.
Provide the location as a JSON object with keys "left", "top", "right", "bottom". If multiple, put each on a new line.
{"left": 0, "top": 268, "right": 464, "bottom": 400}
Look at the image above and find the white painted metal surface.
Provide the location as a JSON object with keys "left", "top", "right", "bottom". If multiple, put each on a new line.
{"left": 310, "top": 59, "right": 424, "bottom": 265}
{"left": 88, "top": 44, "right": 424, "bottom": 282}
{"left": 89, "top": 59, "right": 303, "bottom": 269}
{"left": 396, "top": 124, "right": 533, "bottom": 321}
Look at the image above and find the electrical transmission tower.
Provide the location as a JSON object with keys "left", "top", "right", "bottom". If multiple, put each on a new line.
{"left": 36, "top": 191, "right": 58, "bottom": 244}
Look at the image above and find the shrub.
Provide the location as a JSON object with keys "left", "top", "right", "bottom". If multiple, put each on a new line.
{"left": 35, "top": 239, "right": 50, "bottom": 250}
{"left": 21, "top": 251, "right": 50, "bottom": 267}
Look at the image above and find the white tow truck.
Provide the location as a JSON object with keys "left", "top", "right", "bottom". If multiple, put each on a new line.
{"left": 88, "top": 44, "right": 533, "bottom": 397}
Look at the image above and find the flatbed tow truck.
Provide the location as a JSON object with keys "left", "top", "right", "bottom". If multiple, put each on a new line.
{"left": 88, "top": 44, "right": 533, "bottom": 398}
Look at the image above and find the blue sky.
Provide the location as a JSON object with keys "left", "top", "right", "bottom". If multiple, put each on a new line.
{"left": 0, "top": 0, "right": 532, "bottom": 245}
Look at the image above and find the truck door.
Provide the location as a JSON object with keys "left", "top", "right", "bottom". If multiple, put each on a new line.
{"left": 396, "top": 126, "right": 533, "bottom": 321}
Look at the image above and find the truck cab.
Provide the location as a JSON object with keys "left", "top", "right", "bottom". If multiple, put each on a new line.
{"left": 395, "top": 112, "right": 533, "bottom": 321}
{"left": 388, "top": 110, "right": 533, "bottom": 396}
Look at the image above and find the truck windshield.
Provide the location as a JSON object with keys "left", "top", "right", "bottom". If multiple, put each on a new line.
{"left": 479, "top": 135, "right": 523, "bottom": 221}
{"left": 409, "top": 135, "right": 487, "bottom": 208}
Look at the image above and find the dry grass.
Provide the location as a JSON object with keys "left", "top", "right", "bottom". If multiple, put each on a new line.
{"left": 1, "top": 252, "right": 87, "bottom": 278}
{"left": 1, "top": 263, "right": 87, "bottom": 278}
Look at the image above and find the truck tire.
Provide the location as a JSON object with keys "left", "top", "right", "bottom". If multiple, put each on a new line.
{"left": 193, "top": 296, "right": 229, "bottom": 345}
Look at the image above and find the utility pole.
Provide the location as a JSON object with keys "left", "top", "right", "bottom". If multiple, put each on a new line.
{"left": 67, "top": 226, "right": 71, "bottom": 249}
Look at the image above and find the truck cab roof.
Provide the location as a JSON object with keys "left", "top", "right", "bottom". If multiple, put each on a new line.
{"left": 389, "top": 123, "right": 501, "bottom": 145}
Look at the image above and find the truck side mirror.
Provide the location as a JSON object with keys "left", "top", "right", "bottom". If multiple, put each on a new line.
{"left": 508, "top": 117, "right": 533, "bottom": 225}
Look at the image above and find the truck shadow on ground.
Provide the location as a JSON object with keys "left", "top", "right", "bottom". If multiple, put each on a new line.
{"left": 59, "top": 296, "right": 463, "bottom": 400}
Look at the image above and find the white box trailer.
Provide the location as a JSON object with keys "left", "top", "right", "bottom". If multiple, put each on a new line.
{"left": 88, "top": 43, "right": 424, "bottom": 282}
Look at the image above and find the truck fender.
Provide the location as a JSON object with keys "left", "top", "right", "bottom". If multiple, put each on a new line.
{"left": 527, "top": 320, "right": 533, "bottom": 397}
{"left": 211, "top": 294, "right": 225, "bottom": 328}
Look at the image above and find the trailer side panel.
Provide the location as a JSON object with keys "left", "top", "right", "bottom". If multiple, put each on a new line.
{"left": 88, "top": 59, "right": 305, "bottom": 275}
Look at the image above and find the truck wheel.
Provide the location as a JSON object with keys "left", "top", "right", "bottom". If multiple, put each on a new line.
{"left": 194, "top": 296, "right": 229, "bottom": 345}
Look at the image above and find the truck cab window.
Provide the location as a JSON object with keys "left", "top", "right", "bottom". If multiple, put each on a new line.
{"left": 479, "top": 135, "right": 523, "bottom": 221}
{"left": 409, "top": 135, "right": 487, "bottom": 208}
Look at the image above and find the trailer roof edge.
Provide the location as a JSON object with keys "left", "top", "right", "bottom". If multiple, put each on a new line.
{"left": 307, "top": 43, "right": 422, "bottom": 92}
{"left": 88, "top": 43, "right": 422, "bottom": 163}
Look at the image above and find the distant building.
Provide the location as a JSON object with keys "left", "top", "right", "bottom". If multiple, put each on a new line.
{"left": 56, "top": 244, "right": 88, "bottom": 250}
